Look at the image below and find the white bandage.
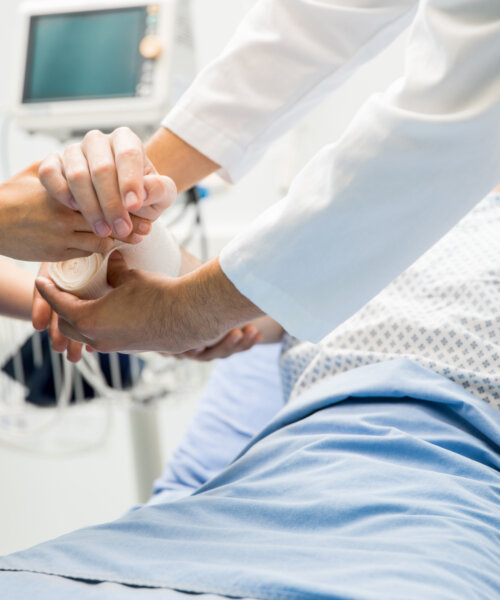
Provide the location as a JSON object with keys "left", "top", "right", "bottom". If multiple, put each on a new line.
{"left": 48, "top": 222, "right": 181, "bottom": 299}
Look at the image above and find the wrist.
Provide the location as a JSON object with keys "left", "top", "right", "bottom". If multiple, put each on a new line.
{"left": 175, "top": 257, "right": 263, "bottom": 347}
{"left": 146, "top": 128, "right": 219, "bottom": 193}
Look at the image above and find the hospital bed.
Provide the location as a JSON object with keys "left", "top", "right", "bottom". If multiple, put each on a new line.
{"left": 1, "top": 196, "right": 500, "bottom": 598}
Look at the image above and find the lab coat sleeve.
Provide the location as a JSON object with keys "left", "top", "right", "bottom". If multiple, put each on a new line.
{"left": 163, "top": 0, "right": 417, "bottom": 181}
{"left": 219, "top": 0, "right": 500, "bottom": 342}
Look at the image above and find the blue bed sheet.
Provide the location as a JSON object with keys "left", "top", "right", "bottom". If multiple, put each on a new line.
{"left": 149, "top": 343, "right": 283, "bottom": 503}
{"left": 1, "top": 359, "right": 499, "bottom": 600}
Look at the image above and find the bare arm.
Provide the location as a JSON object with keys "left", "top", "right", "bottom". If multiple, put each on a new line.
{"left": 0, "top": 258, "right": 35, "bottom": 321}
{"left": 146, "top": 128, "right": 220, "bottom": 193}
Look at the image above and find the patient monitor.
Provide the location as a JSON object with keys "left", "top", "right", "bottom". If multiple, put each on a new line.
{"left": 15, "top": 0, "right": 194, "bottom": 138}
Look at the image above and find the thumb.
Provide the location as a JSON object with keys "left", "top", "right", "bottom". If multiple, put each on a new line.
{"left": 107, "top": 250, "right": 131, "bottom": 288}
{"left": 32, "top": 262, "right": 52, "bottom": 331}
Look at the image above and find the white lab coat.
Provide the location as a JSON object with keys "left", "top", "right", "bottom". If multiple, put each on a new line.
{"left": 164, "top": 0, "right": 500, "bottom": 342}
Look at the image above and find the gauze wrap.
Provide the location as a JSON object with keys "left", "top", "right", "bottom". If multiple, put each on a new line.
{"left": 48, "top": 222, "right": 181, "bottom": 299}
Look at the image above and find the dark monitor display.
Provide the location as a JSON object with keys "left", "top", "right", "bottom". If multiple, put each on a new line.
{"left": 23, "top": 7, "right": 147, "bottom": 102}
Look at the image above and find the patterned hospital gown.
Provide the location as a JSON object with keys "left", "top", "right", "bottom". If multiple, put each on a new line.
{"left": 281, "top": 193, "right": 500, "bottom": 412}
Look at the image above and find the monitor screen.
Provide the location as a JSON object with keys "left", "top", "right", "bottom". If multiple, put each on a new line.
{"left": 23, "top": 7, "right": 147, "bottom": 102}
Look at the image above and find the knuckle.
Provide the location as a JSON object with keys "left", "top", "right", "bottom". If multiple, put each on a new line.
{"left": 83, "top": 129, "right": 105, "bottom": 144}
{"left": 38, "top": 155, "right": 58, "bottom": 179}
{"left": 63, "top": 143, "right": 81, "bottom": 160}
{"left": 92, "top": 161, "right": 114, "bottom": 180}
{"left": 66, "top": 167, "right": 88, "bottom": 186}
{"left": 113, "top": 126, "right": 135, "bottom": 139}
{"left": 116, "top": 146, "right": 142, "bottom": 163}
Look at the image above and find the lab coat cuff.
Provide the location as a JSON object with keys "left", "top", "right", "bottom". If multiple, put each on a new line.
{"left": 219, "top": 243, "right": 328, "bottom": 344}
{"left": 162, "top": 106, "right": 248, "bottom": 184}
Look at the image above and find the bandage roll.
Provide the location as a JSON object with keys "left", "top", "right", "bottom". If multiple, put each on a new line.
{"left": 48, "top": 222, "right": 181, "bottom": 299}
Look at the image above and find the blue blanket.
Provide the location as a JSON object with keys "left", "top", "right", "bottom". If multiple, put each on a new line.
{"left": 1, "top": 359, "right": 499, "bottom": 600}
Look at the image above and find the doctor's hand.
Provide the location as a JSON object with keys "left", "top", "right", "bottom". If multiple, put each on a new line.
{"left": 0, "top": 163, "right": 152, "bottom": 262}
{"left": 34, "top": 252, "right": 263, "bottom": 355}
{"left": 39, "top": 127, "right": 177, "bottom": 239}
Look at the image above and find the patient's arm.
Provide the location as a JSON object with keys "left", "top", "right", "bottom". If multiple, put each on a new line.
{"left": 0, "top": 258, "right": 34, "bottom": 320}
{"left": 175, "top": 248, "right": 284, "bottom": 361}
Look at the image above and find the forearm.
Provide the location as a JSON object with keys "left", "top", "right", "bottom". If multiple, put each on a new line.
{"left": 0, "top": 164, "right": 38, "bottom": 258}
{"left": 146, "top": 128, "right": 220, "bottom": 193}
{"left": 175, "top": 257, "right": 264, "bottom": 347}
{"left": 0, "top": 258, "right": 35, "bottom": 320}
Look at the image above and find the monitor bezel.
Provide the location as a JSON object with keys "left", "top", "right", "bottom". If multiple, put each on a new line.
{"left": 15, "top": 0, "right": 177, "bottom": 135}
{"left": 22, "top": 6, "right": 148, "bottom": 104}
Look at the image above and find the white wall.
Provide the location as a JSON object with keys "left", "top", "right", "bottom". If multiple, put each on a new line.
{"left": 0, "top": 0, "right": 408, "bottom": 556}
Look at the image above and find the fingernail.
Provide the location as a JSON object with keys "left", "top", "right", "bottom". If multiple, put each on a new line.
{"left": 113, "top": 218, "right": 131, "bottom": 238}
{"left": 138, "top": 221, "right": 151, "bottom": 234}
{"left": 143, "top": 189, "right": 147, "bottom": 200}
{"left": 125, "top": 192, "right": 138, "bottom": 210}
{"left": 69, "top": 198, "right": 78, "bottom": 210}
{"left": 130, "top": 234, "right": 143, "bottom": 245}
{"left": 193, "top": 347, "right": 205, "bottom": 355}
{"left": 95, "top": 220, "right": 111, "bottom": 237}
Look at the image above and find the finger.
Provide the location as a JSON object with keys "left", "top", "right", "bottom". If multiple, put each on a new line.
{"left": 49, "top": 311, "right": 68, "bottom": 353}
{"left": 110, "top": 127, "right": 147, "bottom": 213}
{"left": 231, "top": 326, "right": 263, "bottom": 353}
{"left": 32, "top": 263, "right": 52, "bottom": 331}
{"left": 38, "top": 153, "right": 76, "bottom": 209}
{"left": 66, "top": 340, "right": 84, "bottom": 363}
{"left": 143, "top": 155, "right": 156, "bottom": 176}
{"left": 54, "top": 248, "right": 93, "bottom": 260}
{"left": 63, "top": 143, "right": 111, "bottom": 238}
{"left": 132, "top": 175, "right": 177, "bottom": 221}
{"left": 115, "top": 214, "right": 151, "bottom": 244}
{"left": 106, "top": 250, "right": 131, "bottom": 288}
{"left": 68, "top": 232, "right": 115, "bottom": 255}
{"left": 184, "top": 330, "right": 244, "bottom": 362}
{"left": 35, "top": 276, "right": 88, "bottom": 326}
{"left": 199, "top": 330, "right": 246, "bottom": 361}
{"left": 58, "top": 317, "right": 93, "bottom": 346}
{"left": 70, "top": 210, "right": 151, "bottom": 240}
{"left": 83, "top": 130, "right": 133, "bottom": 239}
{"left": 198, "top": 327, "right": 262, "bottom": 361}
